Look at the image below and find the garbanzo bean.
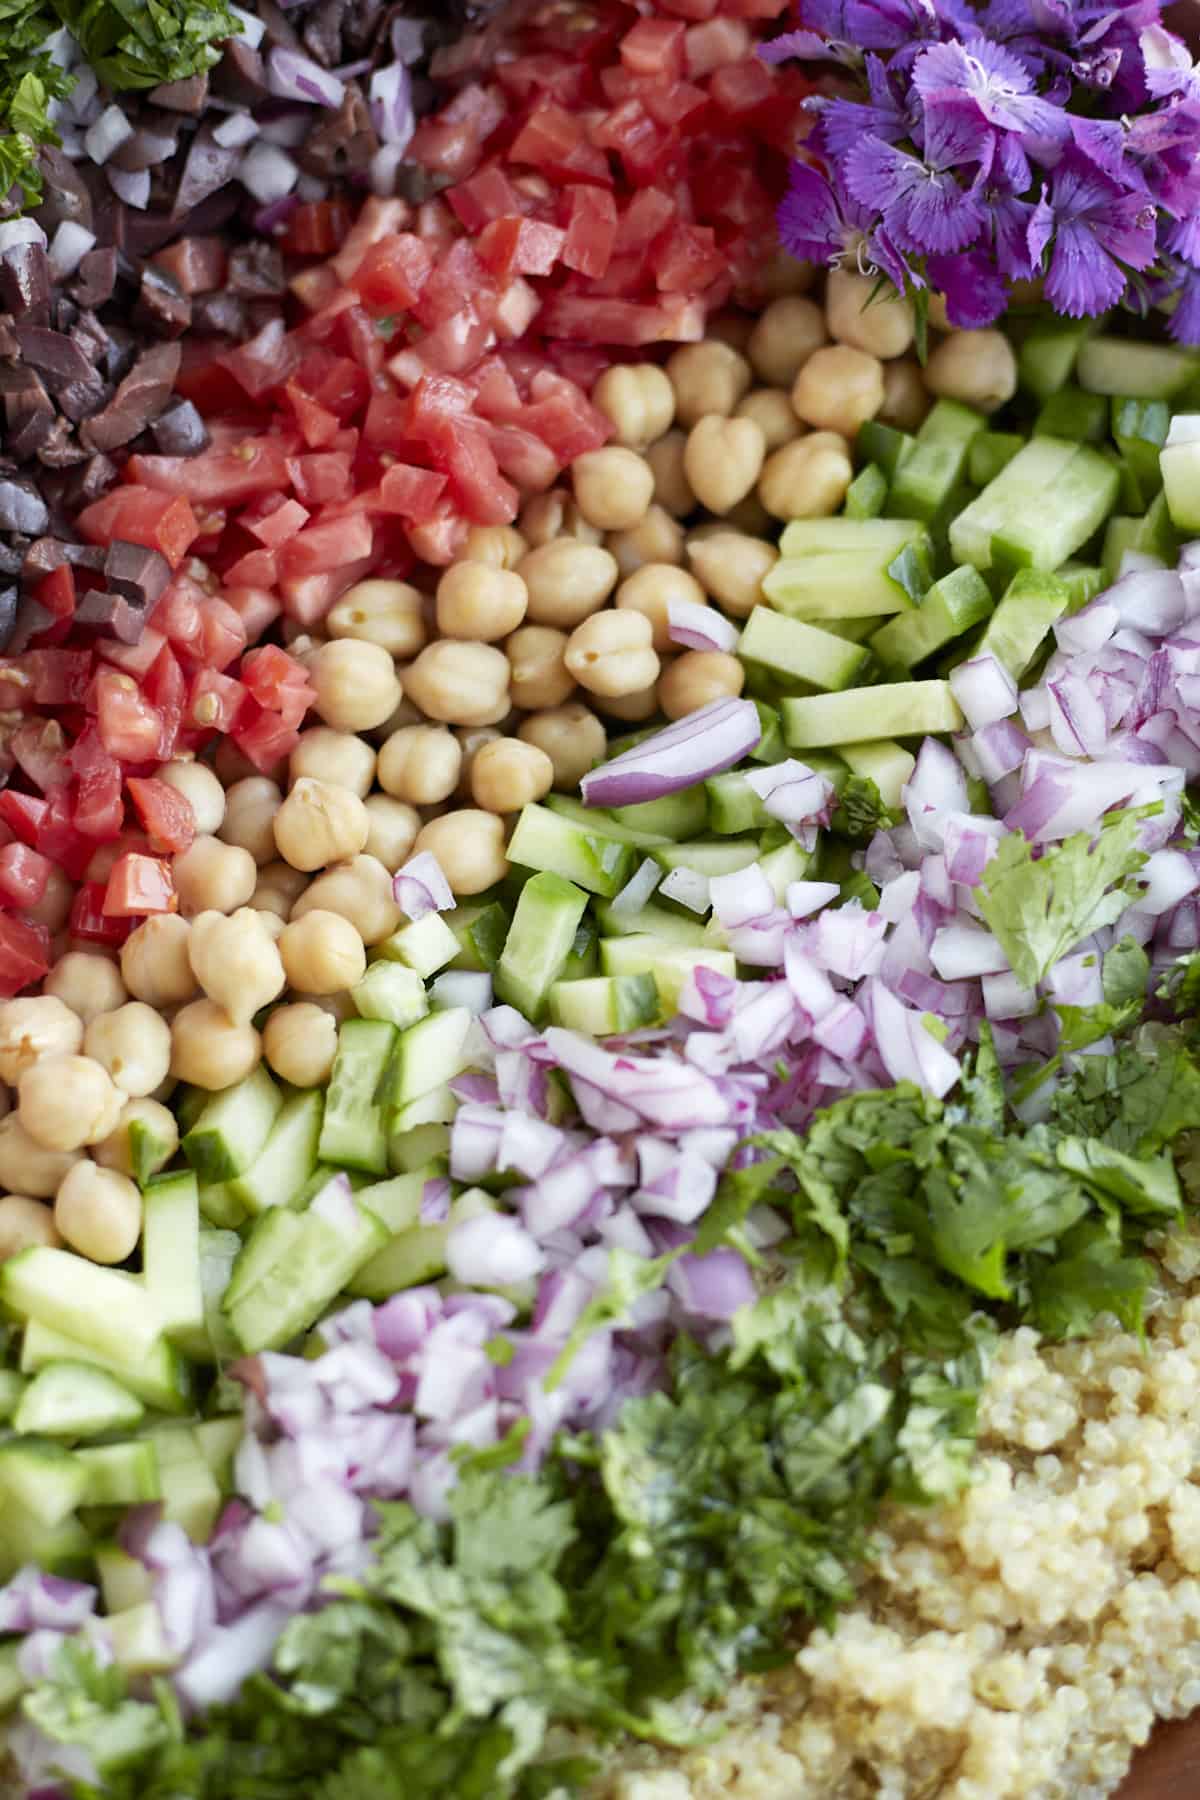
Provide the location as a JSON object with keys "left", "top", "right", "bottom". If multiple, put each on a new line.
{"left": 0, "top": 997, "right": 83, "bottom": 1086}
{"left": 377, "top": 725, "right": 463, "bottom": 806}
{"left": 461, "top": 525, "right": 528, "bottom": 570}
{"left": 616, "top": 563, "right": 710, "bottom": 653}
{"left": 28, "top": 867, "right": 75, "bottom": 935}
{"left": 607, "top": 505, "right": 685, "bottom": 578}
{"left": 736, "top": 388, "right": 802, "bottom": 453}
{"left": 824, "top": 268, "right": 914, "bottom": 359}
{"left": 308, "top": 640, "right": 403, "bottom": 734}
{"left": 519, "top": 541, "right": 619, "bottom": 628}
{"left": 325, "top": 579, "right": 428, "bottom": 659}
{"left": 564, "top": 610, "right": 660, "bottom": 698}
{"left": 174, "top": 836, "right": 257, "bottom": 917}
{"left": 925, "top": 328, "right": 1018, "bottom": 413}
{"left": 759, "top": 247, "right": 814, "bottom": 299}
{"left": 517, "top": 703, "right": 607, "bottom": 790}
{"left": 792, "top": 345, "right": 885, "bottom": 438}
{"left": 436, "top": 562, "right": 528, "bottom": 641}
{"left": 18, "top": 1054, "right": 124, "bottom": 1152}
{"left": 455, "top": 727, "right": 503, "bottom": 795}
{"left": 0, "top": 1116, "right": 80, "bottom": 1198}
{"left": 571, "top": 447, "right": 655, "bottom": 533}
{"left": 659, "top": 650, "right": 745, "bottom": 719}
{"left": 519, "top": 489, "right": 603, "bottom": 548}
{"left": 279, "top": 910, "right": 367, "bottom": 995}
{"left": 667, "top": 341, "right": 753, "bottom": 426}
{"left": 290, "top": 855, "right": 401, "bottom": 946}
{"left": 506, "top": 626, "right": 576, "bottom": 710}
{"left": 687, "top": 531, "right": 778, "bottom": 618}
{"left": 747, "top": 296, "right": 828, "bottom": 387}
{"left": 879, "top": 357, "right": 931, "bottom": 432}
{"left": 0, "top": 1195, "right": 62, "bottom": 1258}
{"left": 44, "top": 953, "right": 127, "bottom": 1025}
{"left": 84, "top": 1003, "right": 172, "bottom": 1098}
{"left": 188, "top": 909, "right": 287, "bottom": 1023}
{"left": 92, "top": 1097, "right": 178, "bottom": 1180}
{"left": 290, "top": 728, "right": 376, "bottom": 799}
{"left": 414, "top": 812, "right": 508, "bottom": 896}
{"left": 470, "top": 738, "right": 554, "bottom": 813}
{"left": 363, "top": 795, "right": 420, "bottom": 872}
{"left": 54, "top": 1162, "right": 142, "bottom": 1264}
{"left": 404, "top": 640, "right": 511, "bottom": 727}
{"left": 170, "top": 1000, "right": 262, "bottom": 1090}
{"left": 684, "top": 415, "right": 766, "bottom": 515}
{"left": 592, "top": 364, "right": 676, "bottom": 449}
{"left": 759, "top": 431, "right": 854, "bottom": 521}
{"left": 119, "top": 916, "right": 197, "bottom": 1009}
{"left": 647, "top": 429, "right": 696, "bottom": 518}
{"left": 263, "top": 1003, "right": 339, "bottom": 1088}
{"left": 219, "top": 777, "right": 283, "bottom": 865}
{"left": 274, "top": 778, "right": 369, "bottom": 873}
{"left": 156, "top": 758, "right": 225, "bottom": 835}
{"left": 600, "top": 681, "right": 662, "bottom": 722}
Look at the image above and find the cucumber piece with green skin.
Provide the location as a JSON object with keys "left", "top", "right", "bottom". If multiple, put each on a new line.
{"left": 353, "top": 1163, "right": 443, "bottom": 1235}
{"left": 778, "top": 516, "right": 925, "bottom": 559}
{"left": 739, "top": 605, "right": 871, "bottom": 692}
{"left": 232, "top": 1088, "right": 324, "bottom": 1214}
{"left": 381, "top": 1007, "right": 472, "bottom": 1111}
{"left": 706, "top": 769, "right": 771, "bottom": 834}
{"left": 446, "top": 901, "right": 511, "bottom": 972}
{"left": 593, "top": 898, "right": 711, "bottom": 945}
{"left": 1077, "top": 336, "right": 1200, "bottom": 398}
{"left": 1033, "top": 387, "right": 1108, "bottom": 442}
{"left": 762, "top": 550, "right": 918, "bottom": 621}
{"left": 1056, "top": 561, "right": 1105, "bottom": 610}
{"left": 0, "top": 1510, "right": 90, "bottom": 1583}
{"left": 968, "top": 431, "right": 1024, "bottom": 488}
{"left": 76, "top": 1440, "right": 161, "bottom": 1507}
{"left": 149, "top": 1426, "right": 223, "bottom": 1542}
{"left": 838, "top": 740, "right": 917, "bottom": 810}
{"left": 844, "top": 461, "right": 887, "bottom": 519}
{"left": 758, "top": 837, "right": 811, "bottom": 899}
{"left": 19, "top": 1319, "right": 192, "bottom": 1414}
{"left": 349, "top": 1188, "right": 495, "bottom": 1302}
{"left": 182, "top": 1063, "right": 282, "bottom": 1186}
{"left": 374, "top": 911, "right": 459, "bottom": 977}
{"left": 173, "top": 1085, "right": 209, "bottom": 1135}
{"left": 225, "top": 1195, "right": 389, "bottom": 1353}
{"left": 951, "top": 437, "right": 1119, "bottom": 572}
{"left": 869, "top": 566, "right": 993, "bottom": 672}
{"left": 352, "top": 961, "right": 428, "bottom": 1028}
{"left": 651, "top": 839, "right": 760, "bottom": 877}
{"left": 128, "top": 1109, "right": 177, "bottom": 1184}
{"left": 0, "top": 1370, "right": 23, "bottom": 1422}
{"left": 95, "top": 1544, "right": 153, "bottom": 1615}
{"left": 543, "top": 792, "right": 671, "bottom": 848}
{"left": 226, "top": 1208, "right": 301, "bottom": 1312}
{"left": 609, "top": 789, "right": 709, "bottom": 840}
{"left": 14, "top": 1361, "right": 143, "bottom": 1439}
{"left": 142, "top": 1170, "right": 204, "bottom": 1342}
{"left": 748, "top": 700, "right": 785, "bottom": 764}
{"left": 192, "top": 1417, "right": 243, "bottom": 1487}
{"left": 782, "top": 681, "right": 963, "bottom": 749}
{"left": 108, "top": 1602, "right": 178, "bottom": 1676}
{"left": 196, "top": 1177, "right": 247, "bottom": 1230}
{"left": 494, "top": 871, "right": 589, "bottom": 1021}
{"left": 854, "top": 420, "right": 914, "bottom": 477}
{"left": 548, "top": 973, "right": 661, "bottom": 1033}
{"left": 1111, "top": 396, "right": 1169, "bottom": 501}
{"left": 1160, "top": 415, "right": 1200, "bottom": 531}
{"left": 2, "top": 1249, "right": 164, "bottom": 1366}
{"left": 1016, "top": 319, "right": 1090, "bottom": 399}
{"left": 177, "top": 1227, "right": 241, "bottom": 1363}
{"left": 0, "top": 1641, "right": 24, "bottom": 1713}
{"left": 599, "top": 936, "right": 737, "bottom": 1010}
{"left": 507, "top": 803, "right": 635, "bottom": 897}
{"left": 390, "top": 1087, "right": 457, "bottom": 1136}
{"left": 0, "top": 1439, "right": 85, "bottom": 1524}
{"left": 388, "top": 1121, "right": 450, "bottom": 1174}
{"left": 317, "top": 1018, "right": 396, "bottom": 1174}
{"left": 888, "top": 399, "right": 985, "bottom": 521}
{"left": 977, "top": 569, "right": 1072, "bottom": 678}
{"left": 559, "top": 913, "right": 598, "bottom": 981}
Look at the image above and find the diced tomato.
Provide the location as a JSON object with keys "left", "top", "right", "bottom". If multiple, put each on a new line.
{"left": 352, "top": 234, "right": 436, "bottom": 314}
{"left": 280, "top": 198, "right": 353, "bottom": 258}
{"left": 128, "top": 441, "right": 291, "bottom": 509}
{"left": 241, "top": 644, "right": 313, "bottom": 714}
{"left": 143, "top": 642, "right": 188, "bottom": 759}
{"left": 405, "top": 502, "right": 471, "bottom": 567}
{"left": 485, "top": 423, "right": 559, "bottom": 494}
{"left": 70, "top": 882, "right": 131, "bottom": 947}
{"left": 507, "top": 103, "right": 612, "bottom": 183}
{"left": 655, "top": 222, "right": 726, "bottom": 292}
{"left": 37, "top": 565, "right": 76, "bottom": 622}
{"left": 284, "top": 381, "right": 340, "bottom": 450}
{"left": 77, "top": 487, "right": 200, "bottom": 571}
{"left": 538, "top": 292, "right": 703, "bottom": 346}
{"left": 407, "top": 112, "right": 488, "bottom": 184}
{"left": 11, "top": 719, "right": 72, "bottom": 792}
{"left": 561, "top": 185, "right": 620, "bottom": 279}
{"left": 709, "top": 57, "right": 778, "bottom": 118}
{"left": 0, "top": 844, "right": 51, "bottom": 909}
{"left": 448, "top": 163, "right": 529, "bottom": 232}
{"left": 469, "top": 355, "right": 525, "bottom": 421}
{"left": 287, "top": 452, "right": 354, "bottom": 508}
{"left": 416, "top": 304, "right": 497, "bottom": 375}
{"left": 73, "top": 755, "right": 124, "bottom": 840}
{"left": 223, "top": 586, "right": 283, "bottom": 643}
{"left": 303, "top": 357, "right": 372, "bottom": 422}
{"left": 376, "top": 463, "right": 449, "bottom": 522}
{"left": 127, "top": 776, "right": 196, "bottom": 855}
{"left": 280, "top": 557, "right": 375, "bottom": 627}
{"left": 223, "top": 547, "right": 279, "bottom": 588}
{"left": 218, "top": 319, "right": 304, "bottom": 400}
{"left": 659, "top": 0, "right": 720, "bottom": 17}
{"left": 35, "top": 791, "right": 93, "bottom": 881}
{"left": 104, "top": 852, "right": 177, "bottom": 917}
{"left": 248, "top": 497, "right": 310, "bottom": 549}
{"left": 0, "top": 913, "right": 50, "bottom": 996}
{"left": 0, "top": 792, "right": 48, "bottom": 847}
{"left": 98, "top": 628, "right": 167, "bottom": 681}
{"left": 683, "top": 18, "right": 751, "bottom": 78}
{"left": 279, "top": 510, "right": 374, "bottom": 582}
{"left": 495, "top": 52, "right": 591, "bottom": 108}
{"left": 523, "top": 378, "right": 612, "bottom": 461}
{"left": 232, "top": 701, "right": 301, "bottom": 774}
{"left": 23, "top": 650, "right": 94, "bottom": 708}
{"left": 94, "top": 669, "right": 165, "bottom": 764}
{"left": 188, "top": 668, "right": 248, "bottom": 734}
{"left": 153, "top": 235, "right": 228, "bottom": 295}
{"left": 476, "top": 216, "right": 565, "bottom": 280}
{"left": 642, "top": 78, "right": 709, "bottom": 130}
{"left": 621, "top": 17, "right": 687, "bottom": 78}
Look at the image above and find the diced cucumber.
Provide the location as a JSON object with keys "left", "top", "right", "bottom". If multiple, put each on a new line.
{"left": 560, "top": 913, "right": 598, "bottom": 981}
{"left": 192, "top": 1417, "right": 243, "bottom": 1487}
{"left": 225, "top": 1195, "right": 388, "bottom": 1354}
{"left": 391, "top": 1086, "right": 457, "bottom": 1135}
{"left": 0, "top": 1510, "right": 90, "bottom": 1583}
{"left": 446, "top": 900, "right": 511, "bottom": 971}
{"left": 593, "top": 898, "right": 711, "bottom": 945}
{"left": 149, "top": 1426, "right": 223, "bottom": 1542}
{"left": 95, "top": 1544, "right": 153, "bottom": 1615}
{"left": 782, "top": 681, "right": 963, "bottom": 749}
{"left": 389, "top": 1121, "right": 450, "bottom": 1173}
{"left": 352, "top": 960, "right": 428, "bottom": 1028}
{"left": 173, "top": 1085, "right": 209, "bottom": 1135}
{"left": 869, "top": 565, "right": 993, "bottom": 671}
{"left": 0, "top": 1370, "right": 24, "bottom": 1422}
{"left": 226, "top": 1207, "right": 302, "bottom": 1312}
{"left": 14, "top": 1361, "right": 143, "bottom": 1439}
{"left": 609, "top": 789, "right": 709, "bottom": 840}
{"left": 855, "top": 419, "right": 915, "bottom": 477}
{"left": 748, "top": 699, "right": 785, "bottom": 764}
{"left": 844, "top": 461, "right": 887, "bottom": 518}
{"left": 183, "top": 1064, "right": 281, "bottom": 1186}
{"left": 353, "top": 1164, "right": 439, "bottom": 1235}
{"left": 1016, "top": 319, "right": 1089, "bottom": 399}
{"left": 1057, "top": 561, "right": 1105, "bottom": 610}
{"left": 142, "top": 1170, "right": 204, "bottom": 1343}
{"left": 548, "top": 973, "right": 661, "bottom": 1034}
{"left": 1033, "top": 387, "right": 1108, "bottom": 442}
{"left": 1160, "top": 415, "right": 1200, "bottom": 532}
{"left": 127, "top": 1108, "right": 177, "bottom": 1185}
{"left": 777, "top": 516, "right": 924, "bottom": 558}
{"left": 76, "top": 1440, "right": 161, "bottom": 1506}
{"left": 599, "top": 936, "right": 737, "bottom": 1010}
{"left": 351, "top": 1186, "right": 496, "bottom": 1303}
{"left": 108, "top": 1602, "right": 178, "bottom": 1676}
{"left": 838, "top": 740, "right": 917, "bottom": 810}
{"left": 507, "top": 803, "right": 634, "bottom": 897}
{"left": 706, "top": 769, "right": 771, "bottom": 834}
{"left": 889, "top": 399, "right": 984, "bottom": 521}
{"left": 375, "top": 911, "right": 459, "bottom": 977}
{"left": 20, "top": 1319, "right": 192, "bottom": 1414}
{"left": 381, "top": 1008, "right": 472, "bottom": 1110}
{"left": 968, "top": 430, "right": 1024, "bottom": 488}
{"left": 950, "top": 437, "right": 1119, "bottom": 572}
{"left": 1077, "top": 336, "right": 1199, "bottom": 398}
{"left": 494, "top": 870, "right": 589, "bottom": 1021}
{"left": 543, "top": 792, "right": 671, "bottom": 847}
{"left": 232, "top": 1088, "right": 324, "bottom": 1214}
{"left": 1111, "top": 396, "right": 1169, "bottom": 502}
{"left": 977, "top": 568, "right": 1072, "bottom": 678}
{"left": 196, "top": 1178, "right": 246, "bottom": 1230}
{"left": 0, "top": 1641, "right": 23, "bottom": 1714}
{"left": 740, "top": 605, "right": 871, "bottom": 692}
{"left": 0, "top": 1439, "right": 85, "bottom": 1525}
{"left": 758, "top": 837, "right": 812, "bottom": 900}
{"left": 317, "top": 1018, "right": 396, "bottom": 1174}
{"left": 2, "top": 1249, "right": 163, "bottom": 1366}
{"left": 651, "top": 838, "right": 760, "bottom": 877}
{"left": 762, "top": 550, "right": 919, "bottom": 620}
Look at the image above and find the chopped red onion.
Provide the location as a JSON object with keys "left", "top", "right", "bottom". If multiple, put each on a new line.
{"left": 611, "top": 856, "right": 661, "bottom": 915}
{"left": 175, "top": 1602, "right": 294, "bottom": 1712}
{"left": 1135, "top": 848, "right": 1199, "bottom": 915}
{"left": 258, "top": 111, "right": 313, "bottom": 148}
{"left": 930, "top": 923, "right": 1009, "bottom": 979}
{"left": 240, "top": 141, "right": 300, "bottom": 206}
{"left": 394, "top": 850, "right": 454, "bottom": 919}
{"left": 786, "top": 879, "right": 840, "bottom": 918}
{"left": 446, "top": 1212, "right": 546, "bottom": 1287}
{"left": 949, "top": 653, "right": 1018, "bottom": 730}
{"left": 709, "top": 861, "right": 774, "bottom": 928}
{"left": 229, "top": 3, "right": 266, "bottom": 45}
{"left": 370, "top": 143, "right": 409, "bottom": 197}
{"left": 107, "top": 166, "right": 150, "bottom": 209}
{"left": 972, "top": 718, "right": 1031, "bottom": 783}
{"left": 0, "top": 218, "right": 46, "bottom": 255}
{"left": 745, "top": 760, "right": 834, "bottom": 834}
{"left": 47, "top": 221, "right": 96, "bottom": 280}
{"left": 428, "top": 971, "right": 493, "bottom": 1014}
{"left": 370, "top": 62, "right": 416, "bottom": 148}
{"left": 84, "top": 104, "right": 132, "bottom": 166}
{"left": 667, "top": 1249, "right": 756, "bottom": 1321}
{"left": 866, "top": 979, "right": 962, "bottom": 1098}
{"left": 666, "top": 596, "right": 739, "bottom": 653}
{"left": 392, "top": 15, "right": 427, "bottom": 61}
{"left": 982, "top": 969, "right": 1038, "bottom": 1020}
{"left": 268, "top": 47, "right": 346, "bottom": 107}
{"left": 903, "top": 738, "right": 969, "bottom": 850}
{"left": 658, "top": 866, "right": 710, "bottom": 912}
{"left": 213, "top": 112, "right": 259, "bottom": 150}
{"left": 580, "top": 698, "right": 761, "bottom": 807}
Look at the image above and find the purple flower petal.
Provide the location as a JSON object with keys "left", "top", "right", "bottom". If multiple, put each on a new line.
{"left": 844, "top": 136, "right": 986, "bottom": 255}
{"left": 1044, "top": 218, "right": 1130, "bottom": 316}
{"left": 927, "top": 251, "right": 1009, "bottom": 326}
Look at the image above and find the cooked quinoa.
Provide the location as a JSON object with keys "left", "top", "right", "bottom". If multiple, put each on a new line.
{"left": 592, "top": 1227, "right": 1200, "bottom": 1800}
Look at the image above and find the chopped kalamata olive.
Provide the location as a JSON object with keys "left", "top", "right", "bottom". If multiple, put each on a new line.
{"left": 257, "top": 0, "right": 303, "bottom": 49}
{"left": 174, "top": 127, "right": 241, "bottom": 220}
{"left": 213, "top": 40, "right": 270, "bottom": 107}
{"left": 69, "top": 310, "right": 111, "bottom": 373}
{"left": 151, "top": 398, "right": 209, "bottom": 455}
{"left": 134, "top": 266, "right": 191, "bottom": 338}
{"left": 299, "top": 83, "right": 379, "bottom": 180}
{"left": 4, "top": 373, "right": 56, "bottom": 461}
{"left": 152, "top": 236, "right": 228, "bottom": 296}
{"left": 32, "top": 149, "right": 95, "bottom": 238}
{"left": 0, "top": 477, "right": 49, "bottom": 538}
{"left": 0, "top": 588, "right": 17, "bottom": 653}
{"left": 110, "top": 126, "right": 181, "bottom": 174}
{"left": 302, "top": 0, "right": 345, "bottom": 67}
{"left": 227, "top": 242, "right": 286, "bottom": 298}
{"left": 8, "top": 597, "right": 55, "bottom": 653}
{"left": 37, "top": 414, "right": 93, "bottom": 461}
{"left": 0, "top": 246, "right": 51, "bottom": 324}
{"left": 104, "top": 540, "right": 171, "bottom": 608}
{"left": 75, "top": 586, "right": 147, "bottom": 643}
{"left": 70, "top": 247, "right": 118, "bottom": 311}
{"left": 22, "top": 538, "right": 104, "bottom": 584}
{"left": 81, "top": 342, "right": 182, "bottom": 453}
{"left": 148, "top": 73, "right": 210, "bottom": 113}
{"left": 13, "top": 325, "right": 97, "bottom": 387}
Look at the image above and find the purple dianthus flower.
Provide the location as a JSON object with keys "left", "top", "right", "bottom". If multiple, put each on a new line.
{"left": 912, "top": 35, "right": 1070, "bottom": 146}
{"left": 1028, "top": 156, "right": 1159, "bottom": 317}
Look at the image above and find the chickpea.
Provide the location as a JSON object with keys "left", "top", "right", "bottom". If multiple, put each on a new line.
{"left": 363, "top": 794, "right": 421, "bottom": 872}
{"left": 188, "top": 909, "right": 286, "bottom": 1024}
{"left": 687, "top": 531, "right": 778, "bottom": 619}
{"left": 571, "top": 448, "right": 655, "bottom": 533}
{"left": 564, "top": 610, "right": 660, "bottom": 698}
{"left": 519, "top": 541, "right": 619, "bottom": 628}
{"left": 616, "top": 563, "right": 710, "bottom": 653}
{"left": 18, "top": 1054, "right": 123, "bottom": 1152}
{"left": 378, "top": 725, "right": 462, "bottom": 806}
{"left": 647, "top": 429, "right": 696, "bottom": 518}
{"left": 118, "top": 916, "right": 195, "bottom": 1010}
{"left": 263, "top": 1003, "right": 339, "bottom": 1088}
{"left": 461, "top": 525, "right": 527, "bottom": 570}
{"left": 279, "top": 910, "right": 367, "bottom": 996}
{"left": 723, "top": 493, "right": 772, "bottom": 537}
{"left": 274, "top": 778, "right": 369, "bottom": 873}
{"left": 404, "top": 640, "right": 511, "bottom": 727}
{"left": 607, "top": 505, "right": 684, "bottom": 579}
{"left": 414, "top": 812, "right": 508, "bottom": 896}
{"left": 92, "top": 1097, "right": 178, "bottom": 1180}
{"left": 305, "top": 990, "right": 356, "bottom": 1027}
{"left": 592, "top": 364, "right": 676, "bottom": 449}
{"left": 174, "top": 836, "right": 257, "bottom": 918}
{"left": 0, "top": 1116, "right": 80, "bottom": 1198}
{"left": 308, "top": 640, "right": 403, "bottom": 734}
{"left": 255, "top": 912, "right": 287, "bottom": 943}
{"left": 601, "top": 682, "right": 662, "bottom": 722}
{"left": 156, "top": 758, "right": 225, "bottom": 836}
{"left": 792, "top": 345, "right": 885, "bottom": 438}
{"left": 290, "top": 729, "right": 376, "bottom": 800}
{"left": 469, "top": 738, "right": 554, "bottom": 814}
{"left": 736, "top": 388, "right": 802, "bottom": 454}
{"left": 659, "top": 650, "right": 745, "bottom": 720}
{"left": 455, "top": 727, "right": 503, "bottom": 797}
{"left": 518, "top": 703, "right": 607, "bottom": 790}
{"left": 925, "top": 328, "right": 1018, "bottom": 414}
{"left": 44, "top": 953, "right": 127, "bottom": 1026}
{"left": 290, "top": 855, "right": 402, "bottom": 947}
{"left": 706, "top": 311, "right": 755, "bottom": 354}
{"left": 54, "top": 1162, "right": 142, "bottom": 1265}
{"left": 747, "top": 296, "right": 828, "bottom": 387}
{"left": 436, "top": 562, "right": 528, "bottom": 641}
{"left": 519, "top": 489, "right": 603, "bottom": 548}
{"left": 366, "top": 693, "right": 423, "bottom": 747}
{"left": 506, "top": 625, "right": 576, "bottom": 710}
{"left": 759, "top": 248, "right": 814, "bottom": 300}
{"left": 170, "top": 1000, "right": 262, "bottom": 1091}
{"left": 684, "top": 415, "right": 766, "bottom": 515}
{"left": 217, "top": 777, "right": 283, "bottom": 866}
{"left": 0, "top": 1195, "right": 61, "bottom": 1258}
{"left": 824, "top": 268, "right": 914, "bottom": 359}
{"left": 927, "top": 292, "right": 953, "bottom": 332}
{"left": 759, "top": 431, "right": 854, "bottom": 521}
{"left": 247, "top": 859, "right": 309, "bottom": 923}
{"left": 666, "top": 341, "right": 752, "bottom": 426}
{"left": 325, "top": 579, "right": 427, "bottom": 660}
{"left": 0, "top": 997, "right": 83, "bottom": 1086}
{"left": 84, "top": 1003, "right": 172, "bottom": 1098}
{"left": 28, "top": 866, "right": 74, "bottom": 935}
{"left": 880, "top": 357, "right": 931, "bottom": 433}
